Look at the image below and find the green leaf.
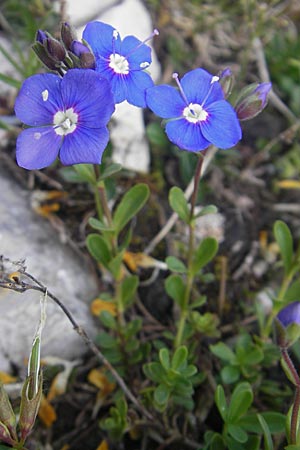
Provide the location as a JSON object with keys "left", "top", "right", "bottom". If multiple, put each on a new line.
{"left": 238, "top": 412, "right": 286, "bottom": 434}
{"left": 86, "top": 234, "right": 111, "bottom": 267}
{"left": 121, "top": 275, "right": 138, "bottom": 308}
{"left": 159, "top": 348, "right": 170, "bottom": 370}
{"left": 73, "top": 164, "right": 96, "bottom": 184}
{"left": 146, "top": 122, "right": 169, "bottom": 147}
{"left": 88, "top": 217, "right": 115, "bottom": 232}
{"left": 99, "top": 311, "right": 117, "bottom": 330}
{"left": 171, "top": 346, "right": 188, "bottom": 371}
{"left": 192, "top": 237, "right": 218, "bottom": 274}
{"left": 143, "top": 362, "right": 166, "bottom": 383}
{"left": 113, "top": 183, "right": 150, "bottom": 233}
{"left": 221, "top": 365, "right": 240, "bottom": 384}
{"left": 257, "top": 413, "right": 273, "bottom": 450}
{"left": 154, "top": 384, "right": 170, "bottom": 406}
{"left": 97, "top": 163, "right": 122, "bottom": 181}
{"left": 215, "top": 385, "right": 227, "bottom": 421}
{"left": 227, "top": 382, "right": 253, "bottom": 423}
{"left": 210, "top": 342, "right": 236, "bottom": 363}
{"left": 96, "top": 332, "right": 118, "bottom": 349}
{"left": 274, "top": 220, "right": 293, "bottom": 275}
{"left": 165, "top": 274, "right": 185, "bottom": 309}
{"left": 108, "top": 252, "right": 124, "bottom": 280}
{"left": 194, "top": 204, "right": 218, "bottom": 218}
{"left": 169, "top": 186, "right": 190, "bottom": 223}
{"left": 165, "top": 256, "right": 187, "bottom": 273}
{"left": 285, "top": 280, "right": 300, "bottom": 303}
{"left": 228, "top": 424, "right": 248, "bottom": 443}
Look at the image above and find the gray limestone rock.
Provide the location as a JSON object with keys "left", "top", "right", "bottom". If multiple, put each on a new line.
{"left": 0, "top": 171, "right": 98, "bottom": 372}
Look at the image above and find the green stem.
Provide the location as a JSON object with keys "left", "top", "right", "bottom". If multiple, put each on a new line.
{"left": 174, "top": 152, "right": 206, "bottom": 348}
{"left": 92, "top": 167, "right": 126, "bottom": 334}
{"left": 281, "top": 347, "right": 300, "bottom": 444}
{"left": 93, "top": 164, "right": 103, "bottom": 221}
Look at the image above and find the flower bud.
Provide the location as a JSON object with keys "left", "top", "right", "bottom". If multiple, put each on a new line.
{"left": 235, "top": 82, "right": 272, "bottom": 121}
{"left": 46, "top": 37, "right": 67, "bottom": 63}
{"left": 61, "top": 22, "right": 77, "bottom": 50}
{"left": 32, "top": 42, "right": 59, "bottom": 70}
{"left": 0, "top": 383, "right": 17, "bottom": 443}
{"left": 18, "top": 372, "right": 43, "bottom": 442}
{"left": 275, "top": 301, "right": 300, "bottom": 347}
{"left": 218, "top": 68, "right": 234, "bottom": 98}
{"left": 36, "top": 29, "right": 47, "bottom": 44}
{"left": 0, "top": 421, "right": 17, "bottom": 446}
{"left": 71, "top": 41, "right": 96, "bottom": 69}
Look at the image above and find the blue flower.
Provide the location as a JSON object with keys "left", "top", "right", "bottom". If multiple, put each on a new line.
{"left": 145, "top": 68, "right": 242, "bottom": 152}
{"left": 15, "top": 69, "right": 115, "bottom": 169}
{"left": 277, "top": 302, "right": 300, "bottom": 328}
{"left": 83, "top": 21, "right": 157, "bottom": 107}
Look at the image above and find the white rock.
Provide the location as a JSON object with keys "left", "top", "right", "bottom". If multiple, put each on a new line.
{"left": 63, "top": 0, "right": 118, "bottom": 27}
{"left": 0, "top": 172, "right": 98, "bottom": 372}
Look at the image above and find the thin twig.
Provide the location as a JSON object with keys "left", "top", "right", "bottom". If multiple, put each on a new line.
{"left": 0, "top": 272, "right": 153, "bottom": 421}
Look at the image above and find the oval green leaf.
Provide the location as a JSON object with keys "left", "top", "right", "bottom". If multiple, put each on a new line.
{"left": 169, "top": 186, "right": 190, "bottom": 223}
{"left": 113, "top": 184, "right": 150, "bottom": 234}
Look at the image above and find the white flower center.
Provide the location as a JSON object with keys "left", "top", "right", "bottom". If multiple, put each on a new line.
{"left": 53, "top": 108, "right": 78, "bottom": 136}
{"left": 183, "top": 103, "right": 208, "bottom": 123}
{"left": 109, "top": 53, "right": 129, "bottom": 75}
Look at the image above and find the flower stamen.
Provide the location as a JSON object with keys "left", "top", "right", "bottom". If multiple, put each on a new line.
{"left": 172, "top": 72, "right": 189, "bottom": 106}
{"left": 109, "top": 53, "right": 129, "bottom": 74}
{"left": 124, "top": 29, "right": 159, "bottom": 59}
{"left": 200, "top": 75, "right": 220, "bottom": 107}
{"left": 183, "top": 103, "right": 208, "bottom": 123}
{"left": 53, "top": 108, "right": 78, "bottom": 136}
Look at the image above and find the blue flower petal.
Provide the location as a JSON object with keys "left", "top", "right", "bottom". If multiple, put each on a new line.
{"left": 110, "top": 74, "right": 128, "bottom": 104}
{"left": 16, "top": 127, "right": 61, "bottom": 169}
{"left": 126, "top": 71, "right": 154, "bottom": 107}
{"left": 83, "top": 21, "right": 121, "bottom": 57}
{"left": 165, "top": 119, "right": 210, "bottom": 151}
{"left": 201, "top": 100, "right": 242, "bottom": 149}
{"left": 59, "top": 126, "right": 109, "bottom": 165}
{"left": 60, "top": 69, "right": 115, "bottom": 127}
{"left": 277, "top": 302, "right": 300, "bottom": 327}
{"left": 122, "top": 36, "right": 152, "bottom": 69}
{"left": 181, "top": 69, "right": 224, "bottom": 105}
{"left": 146, "top": 85, "right": 185, "bottom": 118}
{"left": 15, "top": 74, "right": 63, "bottom": 126}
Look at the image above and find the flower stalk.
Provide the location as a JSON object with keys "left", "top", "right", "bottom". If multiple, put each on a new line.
{"left": 175, "top": 151, "right": 206, "bottom": 348}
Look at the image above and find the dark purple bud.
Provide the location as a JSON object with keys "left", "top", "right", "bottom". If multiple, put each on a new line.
{"left": 71, "top": 41, "right": 95, "bottom": 69}
{"left": 80, "top": 52, "right": 96, "bottom": 69}
{"left": 46, "top": 37, "right": 66, "bottom": 62}
{"left": 36, "top": 29, "right": 47, "bottom": 44}
{"left": 218, "top": 68, "right": 234, "bottom": 98}
{"left": 71, "top": 40, "right": 90, "bottom": 57}
{"left": 61, "top": 22, "right": 77, "bottom": 50}
{"left": 277, "top": 301, "right": 300, "bottom": 327}
{"left": 235, "top": 82, "right": 272, "bottom": 121}
{"left": 32, "top": 42, "right": 59, "bottom": 70}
